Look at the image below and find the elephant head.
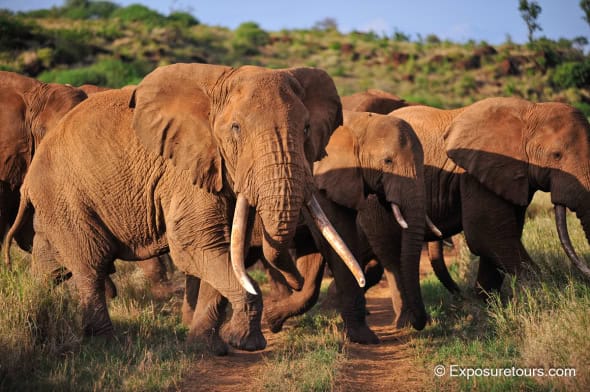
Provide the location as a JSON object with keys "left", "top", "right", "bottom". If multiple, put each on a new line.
{"left": 0, "top": 71, "right": 87, "bottom": 246}
{"left": 129, "top": 63, "right": 365, "bottom": 292}
{"left": 444, "top": 97, "right": 590, "bottom": 278}
{"left": 314, "top": 110, "right": 428, "bottom": 329}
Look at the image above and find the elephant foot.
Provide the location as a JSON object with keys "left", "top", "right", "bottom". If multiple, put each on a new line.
{"left": 83, "top": 321, "right": 114, "bottom": 337}
{"left": 221, "top": 322, "right": 266, "bottom": 351}
{"left": 263, "top": 304, "right": 287, "bottom": 333}
{"left": 394, "top": 310, "right": 429, "bottom": 331}
{"left": 345, "top": 323, "right": 380, "bottom": 344}
{"left": 187, "top": 329, "right": 228, "bottom": 356}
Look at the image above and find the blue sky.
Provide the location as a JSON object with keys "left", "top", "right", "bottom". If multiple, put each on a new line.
{"left": 1, "top": 0, "right": 589, "bottom": 44}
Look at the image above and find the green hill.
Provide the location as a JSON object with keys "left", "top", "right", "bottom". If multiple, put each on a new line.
{"left": 1, "top": 2, "right": 589, "bottom": 113}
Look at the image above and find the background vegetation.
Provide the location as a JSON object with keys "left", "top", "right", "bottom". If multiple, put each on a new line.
{"left": 1, "top": 0, "right": 589, "bottom": 113}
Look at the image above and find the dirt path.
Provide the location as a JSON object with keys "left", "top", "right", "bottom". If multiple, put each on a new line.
{"left": 334, "top": 280, "right": 433, "bottom": 392}
{"left": 180, "top": 246, "right": 455, "bottom": 391}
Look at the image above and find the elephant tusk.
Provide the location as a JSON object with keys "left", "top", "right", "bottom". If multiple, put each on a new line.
{"left": 426, "top": 215, "right": 443, "bottom": 238}
{"left": 391, "top": 203, "right": 409, "bottom": 229}
{"left": 230, "top": 194, "right": 258, "bottom": 295}
{"left": 555, "top": 204, "right": 590, "bottom": 279}
{"left": 306, "top": 195, "right": 366, "bottom": 287}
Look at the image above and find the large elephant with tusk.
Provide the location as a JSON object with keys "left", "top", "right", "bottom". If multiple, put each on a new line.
{"left": 4, "top": 63, "right": 365, "bottom": 353}
{"left": 390, "top": 97, "right": 590, "bottom": 294}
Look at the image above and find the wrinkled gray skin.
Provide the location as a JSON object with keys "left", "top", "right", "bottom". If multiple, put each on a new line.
{"left": 7, "top": 63, "right": 344, "bottom": 354}
{"left": 246, "top": 111, "right": 430, "bottom": 343}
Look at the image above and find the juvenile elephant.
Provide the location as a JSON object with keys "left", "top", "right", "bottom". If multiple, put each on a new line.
{"left": 391, "top": 98, "right": 590, "bottom": 294}
{"left": 5, "top": 63, "right": 364, "bottom": 353}
{"left": 0, "top": 71, "right": 87, "bottom": 251}
{"left": 261, "top": 110, "right": 433, "bottom": 343}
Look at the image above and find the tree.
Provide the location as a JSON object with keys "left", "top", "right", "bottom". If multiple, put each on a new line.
{"left": 519, "top": 0, "right": 543, "bottom": 43}
{"left": 313, "top": 17, "right": 338, "bottom": 32}
{"left": 581, "top": 0, "right": 590, "bottom": 27}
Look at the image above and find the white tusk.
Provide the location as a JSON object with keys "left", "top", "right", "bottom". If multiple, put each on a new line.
{"left": 426, "top": 214, "right": 443, "bottom": 238}
{"left": 391, "top": 203, "right": 409, "bottom": 229}
{"left": 306, "top": 195, "right": 366, "bottom": 287}
{"left": 230, "top": 194, "right": 258, "bottom": 295}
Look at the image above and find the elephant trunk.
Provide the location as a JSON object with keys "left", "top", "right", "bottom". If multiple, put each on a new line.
{"left": 398, "top": 201, "right": 428, "bottom": 330}
{"left": 556, "top": 204, "right": 590, "bottom": 279}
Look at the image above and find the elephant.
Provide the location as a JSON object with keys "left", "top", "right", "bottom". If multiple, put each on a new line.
{"left": 252, "top": 110, "right": 433, "bottom": 343}
{"left": 388, "top": 97, "right": 590, "bottom": 295}
{"left": 4, "top": 63, "right": 365, "bottom": 354}
{"left": 0, "top": 74, "right": 166, "bottom": 296}
{"left": 341, "top": 89, "right": 411, "bottom": 114}
{"left": 0, "top": 71, "right": 87, "bottom": 252}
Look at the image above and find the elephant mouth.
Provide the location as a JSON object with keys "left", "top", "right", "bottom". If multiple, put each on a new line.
{"left": 230, "top": 193, "right": 366, "bottom": 295}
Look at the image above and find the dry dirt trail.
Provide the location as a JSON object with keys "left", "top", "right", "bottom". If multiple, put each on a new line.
{"left": 180, "top": 248, "right": 453, "bottom": 391}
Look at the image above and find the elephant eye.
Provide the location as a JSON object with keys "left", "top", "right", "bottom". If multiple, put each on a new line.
{"left": 231, "top": 122, "right": 241, "bottom": 134}
{"left": 551, "top": 151, "right": 562, "bottom": 161}
{"left": 303, "top": 124, "right": 310, "bottom": 137}
{"left": 383, "top": 157, "right": 394, "bottom": 165}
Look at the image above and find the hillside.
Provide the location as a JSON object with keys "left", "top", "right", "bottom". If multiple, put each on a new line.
{"left": 1, "top": 2, "right": 590, "bottom": 112}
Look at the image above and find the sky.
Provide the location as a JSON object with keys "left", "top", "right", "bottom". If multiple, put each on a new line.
{"left": 1, "top": 0, "right": 589, "bottom": 45}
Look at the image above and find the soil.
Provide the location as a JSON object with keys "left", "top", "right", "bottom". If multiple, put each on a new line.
{"left": 180, "top": 246, "right": 456, "bottom": 391}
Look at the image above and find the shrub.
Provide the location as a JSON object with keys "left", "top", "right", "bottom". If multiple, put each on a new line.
{"left": 167, "top": 11, "right": 199, "bottom": 27}
{"left": 50, "top": 28, "right": 93, "bottom": 64}
{"left": 112, "top": 4, "right": 166, "bottom": 26}
{"left": 62, "top": 0, "right": 119, "bottom": 19}
{"left": 0, "top": 11, "right": 47, "bottom": 50}
{"left": 550, "top": 61, "right": 590, "bottom": 90}
{"left": 231, "top": 22, "right": 270, "bottom": 56}
{"left": 38, "top": 59, "right": 152, "bottom": 87}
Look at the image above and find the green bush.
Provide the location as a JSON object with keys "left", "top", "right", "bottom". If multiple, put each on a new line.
{"left": 550, "top": 61, "right": 590, "bottom": 90}
{"left": 167, "top": 11, "right": 199, "bottom": 27}
{"left": 38, "top": 59, "right": 152, "bottom": 87}
{"left": 112, "top": 4, "right": 166, "bottom": 26}
{"left": 0, "top": 11, "right": 47, "bottom": 50}
{"left": 231, "top": 21, "right": 270, "bottom": 55}
{"left": 50, "top": 28, "right": 93, "bottom": 64}
{"left": 62, "top": 0, "right": 118, "bottom": 19}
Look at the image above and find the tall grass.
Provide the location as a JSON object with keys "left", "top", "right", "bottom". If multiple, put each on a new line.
{"left": 414, "top": 192, "right": 589, "bottom": 391}
{"left": 0, "top": 255, "right": 199, "bottom": 390}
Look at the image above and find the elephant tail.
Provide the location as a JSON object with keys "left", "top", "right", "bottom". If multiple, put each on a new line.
{"left": 3, "top": 184, "right": 31, "bottom": 268}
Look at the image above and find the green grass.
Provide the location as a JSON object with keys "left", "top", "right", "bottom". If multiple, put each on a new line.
{"left": 413, "top": 192, "right": 590, "bottom": 391}
{"left": 0, "top": 255, "right": 201, "bottom": 390}
{"left": 255, "top": 311, "right": 345, "bottom": 391}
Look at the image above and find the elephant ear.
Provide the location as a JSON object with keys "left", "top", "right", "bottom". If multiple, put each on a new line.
{"left": 129, "top": 64, "right": 231, "bottom": 192}
{"left": 444, "top": 98, "right": 530, "bottom": 206}
{"left": 0, "top": 88, "right": 30, "bottom": 189}
{"left": 287, "top": 67, "right": 343, "bottom": 163}
{"left": 314, "top": 124, "right": 364, "bottom": 209}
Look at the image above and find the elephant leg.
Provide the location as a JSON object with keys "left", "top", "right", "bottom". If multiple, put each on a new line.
{"left": 138, "top": 256, "right": 168, "bottom": 284}
{"left": 461, "top": 175, "right": 532, "bottom": 294}
{"left": 475, "top": 256, "right": 505, "bottom": 297}
{"left": 171, "top": 245, "right": 265, "bottom": 351}
{"left": 428, "top": 241, "right": 461, "bottom": 294}
{"left": 182, "top": 274, "right": 201, "bottom": 326}
{"left": 307, "top": 199, "right": 379, "bottom": 344}
{"left": 363, "top": 258, "right": 384, "bottom": 292}
{"left": 264, "top": 251, "right": 326, "bottom": 333}
{"left": 382, "top": 265, "right": 407, "bottom": 328}
{"left": 187, "top": 280, "right": 229, "bottom": 356}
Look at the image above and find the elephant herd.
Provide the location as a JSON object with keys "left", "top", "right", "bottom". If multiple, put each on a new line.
{"left": 1, "top": 64, "right": 589, "bottom": 355}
